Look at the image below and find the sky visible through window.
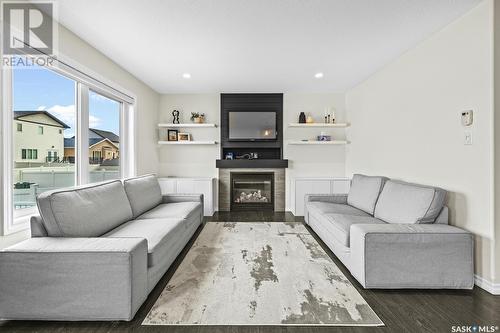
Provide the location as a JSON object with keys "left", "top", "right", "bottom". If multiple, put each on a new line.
{"left": 13, "top": 66, "right": 120, "bottom": 138}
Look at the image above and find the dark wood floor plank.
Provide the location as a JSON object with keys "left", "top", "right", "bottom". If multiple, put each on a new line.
{"left": 1, "top": 212, "right": 499, "bottom": 333}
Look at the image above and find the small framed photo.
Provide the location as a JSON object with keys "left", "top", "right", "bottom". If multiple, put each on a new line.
{"left": 178, "top": 132, "right": 191, "bottom": 141}
{"left": 167, "top": 129, "right": 178, "bottom": 141}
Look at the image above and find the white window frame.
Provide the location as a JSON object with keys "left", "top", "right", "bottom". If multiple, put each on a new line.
{"left": 1, "top": 54, "right": 137, "bottom": 235}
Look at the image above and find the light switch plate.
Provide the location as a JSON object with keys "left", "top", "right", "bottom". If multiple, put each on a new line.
{"left": 464, "top": 131, "right": 472, "bottom": 145}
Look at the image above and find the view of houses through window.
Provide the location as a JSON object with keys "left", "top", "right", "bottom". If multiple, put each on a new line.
{"left": 12, "top": 64, "right": 122, "bottom": 214}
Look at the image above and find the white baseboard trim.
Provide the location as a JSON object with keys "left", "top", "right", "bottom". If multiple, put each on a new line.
{"left": 474, "top": 274, "right": 500, "bottom": 295}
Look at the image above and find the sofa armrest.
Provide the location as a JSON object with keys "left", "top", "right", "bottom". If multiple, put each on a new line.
{"left": 305, "top": 193, "right": 348, "bottom": 204}
{"left": 349, "top": 224, "right": 474, "bottom": 289}
{"left": 162, "top": 193, "right": 203, "bottom": 204}
{"left": 0, "top": 237, "right": 148, "bottom": 321}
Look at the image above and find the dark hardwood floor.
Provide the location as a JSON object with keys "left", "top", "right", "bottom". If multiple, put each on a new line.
{"left": 1, "top": 212, "right": 499, "bottom": 333}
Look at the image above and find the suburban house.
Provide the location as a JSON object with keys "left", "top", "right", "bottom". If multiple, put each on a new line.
{"left": 1, "top": 1, "right": 500, "bottom": 332}
{"left": 13, "top": 111, "right": 68, "bottom": 167}
{"left": 64, "top": 129, "right": 120, "bottom": 164}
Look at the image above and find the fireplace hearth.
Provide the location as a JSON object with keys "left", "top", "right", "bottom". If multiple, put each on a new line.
{"left": 230, "top": 172, "right": 274, "bottom": 211}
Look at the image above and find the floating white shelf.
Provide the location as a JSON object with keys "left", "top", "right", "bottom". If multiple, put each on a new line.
{"left": 288, "top": 140, "right": 349, "bottom": 145}
{"left": 288, "top": 123, "right": 349, "bottom": 128}
{"left": 158, "top": 140, "right": 218, "bottom": 145}
{"left": 158, "top": 123, "right": 217, "bottom": 128}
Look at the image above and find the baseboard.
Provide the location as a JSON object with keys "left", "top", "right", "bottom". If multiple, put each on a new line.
{"left": 474, "top": 274, "right": 500, "bottom": 295}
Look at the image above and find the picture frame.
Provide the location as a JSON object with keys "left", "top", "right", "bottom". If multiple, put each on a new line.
{"left": 167, "top": 129, "right": 178, "bottom": 141}
{"left": 178, "top": 132, "right": 191, "bottom": 141}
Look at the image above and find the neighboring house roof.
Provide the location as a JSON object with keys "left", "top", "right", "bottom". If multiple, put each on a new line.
{"left": 89, "top": 138, "right": 119, "bottom": 149}
{"left": 14, "top": 111, "right": 70, "bottom": 129}
{"left": 90, "top": 128, "right": 119, "bottom": 143}
{"left": 64, "top": 137, "right": 75, "bottom": 148}
{"left": 64, "top": 137, "right": 119, "bottom": 149}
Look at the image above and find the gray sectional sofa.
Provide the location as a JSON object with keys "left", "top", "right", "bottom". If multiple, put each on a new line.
{"left": 0, "top": 174, "right": 203, "bottom": 321}
{"left": 305, "top": 174, "right": 474, "bottom": 289}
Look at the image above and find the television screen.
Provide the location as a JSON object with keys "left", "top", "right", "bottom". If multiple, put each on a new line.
{"left": 229, "top": 112, "right": 277, "bottom": 140}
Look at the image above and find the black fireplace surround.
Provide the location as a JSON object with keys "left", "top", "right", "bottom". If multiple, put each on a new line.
{"left": 230, "top": 172, "right": 274, "bottom": 211}
{"left": 216, "top": 93, "right": 288, "bottom": 169}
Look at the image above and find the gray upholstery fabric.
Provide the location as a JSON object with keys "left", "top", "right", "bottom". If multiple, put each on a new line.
{"left": 162, "top": 194, "right": 204, "bottom": 204}
{"left": 30, "top": 215, "right": 47, "bottom": 237}
{"left": 0, "top": 237, "right": 148, "bottom": 320}
{"left": 324, "top": 214, "right": 386, "bottom": 247}
{"left": 104, "top": 218, "right": 185, "bottom": 267}
{"left": 435, "top": 206, "right": 449, "bottom": 224}
{"left": 7, "top": 179, "right": 205, "bottom": 321}
{"left": 36, "top": 180, "right": 133, "bottom": 237}
{"left": 307, "top": 202, "right": 369, "bottom": 218}
{"left": 138, "top": 202, "right": 202, "bottom": 220}
{"left": 304, "top": 194, "right": 348, "bottom": 204}
{"left": 147, "top": 215, "right": 201, "bottom": 292}
{"left": 349, "top": 223, "right": 474, "bottom": 289}
{"left": 347, "top": 174, "right": 387, "bottom": 214}
{"left": 124, "top": 175, "right": 162, "bottom": 218}
{"left": 374, "top": 180, "right": 447, "bottom": 224}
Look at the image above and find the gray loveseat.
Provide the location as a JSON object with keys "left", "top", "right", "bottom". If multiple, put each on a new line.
{"left": 0, "top": 174, "right": 203, "bottom": 321}
{"left": 305, "top": 174, "right": 474, "bottom": 289}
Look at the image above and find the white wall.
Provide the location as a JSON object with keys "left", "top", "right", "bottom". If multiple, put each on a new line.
{"left": 158, "top": 94, "right": 221, "bottom": 178}
{"left": 494, "top": 0, "right": 500, "bottom": 286}
{"left": 158, "top": 93, "right": 347, "bottom": 210}
{"left": 345, "top": 0, "right": 494, "bottom": 281}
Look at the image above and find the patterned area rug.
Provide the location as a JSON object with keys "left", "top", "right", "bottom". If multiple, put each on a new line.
{"left": 143, "top": 222, "right": 383, "bottom": 326}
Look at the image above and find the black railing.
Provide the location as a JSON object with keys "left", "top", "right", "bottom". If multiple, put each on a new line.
{"left": 89, "top": 157, "right": 103, "bottom": 165}
{"left": 45, "top": 156, "right": 61, "bottom": 163}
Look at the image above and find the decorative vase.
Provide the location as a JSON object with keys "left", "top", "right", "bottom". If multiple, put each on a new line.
{"left": 306, "top": 115, "right": 314, "bottom": 124}
{"left": 299, "top": 112, "right": 306, "bottom": 123}
{"left": 194, "top": 117, "right": 202, "bottom": 123}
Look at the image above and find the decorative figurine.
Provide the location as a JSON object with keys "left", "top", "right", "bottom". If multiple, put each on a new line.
{"left": 172, "top": 110, "right": 180, "bottom": 124}
{"left": 299, "top": 112, "right": 306, "bottom": 123}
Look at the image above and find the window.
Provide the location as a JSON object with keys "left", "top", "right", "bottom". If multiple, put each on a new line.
{"left": 88, "top": 90, "right": 121, "bottom": 182}
{"left": 2, "top": 56, "right": 135, "bottom": 234}
{"left": 21, "top": 149, "right": 38, "bottom": 160}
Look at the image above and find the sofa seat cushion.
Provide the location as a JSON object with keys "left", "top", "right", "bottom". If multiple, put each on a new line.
{"left": 307, "top": 202, "right": 369, "bottom": 218}
{"left": 374, "top": 180, "right": 447, "bottom": 224}
{"left": 124, "top": 175, "right": 163, "bottom": 218}
{"left": 323, "top": 214, "right": 386, "bottom": 247}
{"left": 347, "top": 174, "right": 388, "bottom": 215}
{"left": 37, "top": 180, "right": 133, "bottom": 237}
{"left": 104, "top": 218, "right": 186, "bottom": 267}
{"left": 138, "top": 202, "right": 202, "bottom": 220}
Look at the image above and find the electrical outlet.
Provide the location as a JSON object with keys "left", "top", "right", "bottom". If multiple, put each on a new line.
{"left": 464, "top": 131, "right": 472, "bottom": 145}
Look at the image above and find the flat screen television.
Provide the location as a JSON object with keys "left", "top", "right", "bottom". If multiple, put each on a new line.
{"left": 228, "top": 111, "right": 277, "bottom": 141}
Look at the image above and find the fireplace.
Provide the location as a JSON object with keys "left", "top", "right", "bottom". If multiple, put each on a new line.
{"left": 230, "top": 172, "right": 274, "bottom": 211}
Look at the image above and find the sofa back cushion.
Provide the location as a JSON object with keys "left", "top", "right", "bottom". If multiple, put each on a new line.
{"left": 37, "top": 180, "right": 133, "bottom": 237}
{"left": 347, "top": 174, "right": 388, "bottom": 215}
{"left": 123, "top": 174, "right": 162, "bottom": 218}
{"left": 374, "top": 180, "right": 446, "bottom": 224}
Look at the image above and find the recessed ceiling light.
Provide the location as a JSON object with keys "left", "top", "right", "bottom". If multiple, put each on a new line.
{"left": 182, "top": 73, "right": 191, "bottom": 79}
{"left": 314, "top": 72, "right": 324, "bottom": 79}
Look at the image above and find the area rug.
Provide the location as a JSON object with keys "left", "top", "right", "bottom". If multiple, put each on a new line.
{"left": 143, "top": 222, "right": 383, "bottom": 326}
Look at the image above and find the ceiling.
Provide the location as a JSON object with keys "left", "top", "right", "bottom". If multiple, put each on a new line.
{"left": 56, "top": 0, "right": 482, "bottom": 94}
